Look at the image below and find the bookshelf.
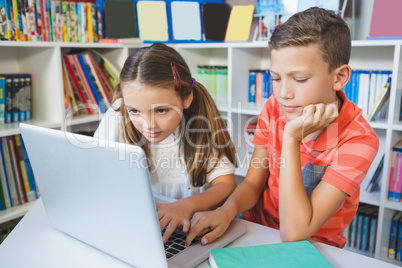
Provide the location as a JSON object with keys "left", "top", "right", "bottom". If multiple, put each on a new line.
{"left": 0, "top": 40, "right": 401, "bottom": 265}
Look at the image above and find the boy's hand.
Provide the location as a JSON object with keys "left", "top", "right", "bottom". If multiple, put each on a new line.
{"left": 284, "top": 102, "right": 339, "bottom": 142}
{"left": 156, "top": 200, "right": 193, "bottom": 243}
{"left": 185, "top": 209, "right": 232, "bottom": 246}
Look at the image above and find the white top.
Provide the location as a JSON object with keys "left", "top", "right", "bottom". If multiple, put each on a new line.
{"left": 93, "top": 100, "right": 235, "bottom": 200}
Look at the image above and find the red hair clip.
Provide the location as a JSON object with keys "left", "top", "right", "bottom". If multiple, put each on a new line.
{"left": 171, "top": 62, "right": 181, "bottom": 91}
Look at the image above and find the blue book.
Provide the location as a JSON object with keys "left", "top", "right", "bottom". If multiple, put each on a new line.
{"left": 353, "top": 70, "right": 360, "bottom": 105}
{"left": 248, "top": 70, "right": 256, "bottom": 106}
{"left": 19, "top": 135, "right": 37, "bottom": 199}
{"left": 355, "top": 214, "right": 363, "bottom": 249}
{"left": 361, "top": 214, "right": 369, "bottom": 250}
{"left": 4, "top": 74, "right": 13, "bottom": 123}
{"left": 397, "top": 215, "right": 402, "bottom": 261}
{"left": 389, "top": 211, "right": 402, "bottom": 259}
{"left": 0, "top": 76, "right": 5, "bottom": 124}
{"left": 77, "top": 54, "right": 106, "bottom": 113}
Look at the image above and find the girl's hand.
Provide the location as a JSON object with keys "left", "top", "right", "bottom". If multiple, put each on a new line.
{"left": 284, "top": 102, "right": 339, "bottom": 142}
{"left": 156, "top": 200, "right": 194, "bottom": 243}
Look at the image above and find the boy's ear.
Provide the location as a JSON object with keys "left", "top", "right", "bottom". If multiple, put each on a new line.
{"left": 333, "top": 64, "right": 351, "bottom": 91}
{"left": 184, "top": 92, "right": 193, "bottom": 108}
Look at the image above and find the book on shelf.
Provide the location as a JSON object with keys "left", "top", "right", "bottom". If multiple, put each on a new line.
{"left": 389, "top": 211, "right": 402, "bottom": 259}
{"left": 76, "top": 54, "right": 106, "bottom": 113}
{"left": 80, "top": 52, "right": 111, "bottom": 108}
{"left": 366, "top": 76, "right": 392, "bottom": 122}
{"left": 345, "top": 204, "right": 378, "bottom": 257}
{"left": 7, "top": 136, "right": 26, "bottom": 204}
{"left": 13, "top": 135, "right": 35, "bottom": 202}
{"left": 0, "top": 138, "right": 11, "bottom": 209}
{"left": 63, "top": 54, "right": 93, "bottom": 115}
{"left": 209, "top": 240, "right": 333, "bottom": 268}
{"left": 388, "top": 140, "right": 402, "bottom": 202}
{"left": 0, "top": 76, "right": 5, "bottom": 124}
{"left": 89, "top": 50, "right": 120, "bottom": 89}
{"left": 366, "top": 154, "right": 384, "bottom": 193}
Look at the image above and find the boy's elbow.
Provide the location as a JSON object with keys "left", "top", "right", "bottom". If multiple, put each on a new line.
{"left": 280, "top": 230, "right": 310, "bottom": 243}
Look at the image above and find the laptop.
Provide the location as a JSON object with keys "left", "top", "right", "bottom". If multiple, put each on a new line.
{"left": 19, "top": 123, "right": 246, "bottom": 268}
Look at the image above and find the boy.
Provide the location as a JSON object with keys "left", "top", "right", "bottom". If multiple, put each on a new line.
{"left": 185, "top": 7, "right": 379, "bottom": 248}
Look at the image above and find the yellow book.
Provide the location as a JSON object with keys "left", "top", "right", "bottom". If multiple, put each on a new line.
{"left": 87, "top": 3, "right": 93, "bottom": 43}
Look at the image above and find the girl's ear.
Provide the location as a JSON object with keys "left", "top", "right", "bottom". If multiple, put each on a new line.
{"left": 184, "top": 92, "right": 193, "bottom": 109}
{"left": 333, "top": 64, "right": 351, "bottom": 91}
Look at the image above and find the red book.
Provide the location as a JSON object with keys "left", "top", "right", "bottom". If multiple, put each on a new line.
{"left": 63, "top": 54, "right": 93, "bottom": 114}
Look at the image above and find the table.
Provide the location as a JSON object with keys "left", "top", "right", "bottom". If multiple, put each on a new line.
{"left": 0, "top": 198, "right": 397, "bottom": 268}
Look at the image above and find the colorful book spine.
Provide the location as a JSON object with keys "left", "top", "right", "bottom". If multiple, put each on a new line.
{"left": 24, "top": 74, "right": 31, "bottom": 120}
{"left": 216, "top": 66, "right": 227, "bottom": 106}
{"left": 4, "top": 74, "right": 13, "bottom": 124}
{"left": 11, "top": 74, "right": 20, "bottom": 122}
{"left": 27, "top": 0, "right": 36, "bottom": 41}
{"left": 77, "top": 54, "right": 106, "bottom": 113}
{"left": 249, "top": 70, "right": 256, "bottom": 106}
{"left": 388, "top": 211, "right": 402, "bottom": 259}
{"left": 255, "top": 71, "right": 263, "bottom": 107}
{"left": 19, "top": 134, "right": 37, "bottom": 199}
{"left": 0, "top": 76, "right": 5, "bottom": 124}
{"left": 388, "top": 146, "right": 402, "bottom": 202}
{"left": 0, "top": 137, "right": 12, "bottom": 207}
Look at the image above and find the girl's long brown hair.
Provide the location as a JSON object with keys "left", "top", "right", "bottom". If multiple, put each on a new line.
{"left": 114, "top": 43, "right": 236, "bottom": 187}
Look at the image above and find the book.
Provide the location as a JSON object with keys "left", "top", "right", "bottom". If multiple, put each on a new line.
{"left": 8, "top": 136, "right": 26, "bottom": 204}
{"left": 366, "top": 76, "right": 391, "bottom": 122}
{"left": 4, "top": 74, "right": 13, "bottom": 123}
{"left": 388, "top": 211, "right": 402, "bottom": 259}
{"left": 63, "top": 54, "right": 93, "bottom": 115}
{"left": 171, "top": 1, "right": 201, "bottom": 41}
{"left": 98, "top": 37, "right": 143, "bottom": 44}
{"left": 77, "top": 54, "right": 106, "bottom": 113}
{"left": 87, "top": 50, "right": 114, "bottom": 103}
{"left": 89, "top": 50, "right": 119, "bottom": 89}
{"left": 80, "top": 52, "right": 111, "bottom": 108}
{"left": 388, "top": 140, "right": 402, "bottom": 202}
{"left": 1, "top": 137, "right": 19, "bottom": 206}
{"left": 366, "top": 154, "right": 384, "bottom": 192}
{"left": 19, "top": 134, "right": 37, "bottom": 199}
{"left": 0, "top": 75, "right": 5, "bottom": 124}
{"left": 104, "top": 0, "right": 137, "bottom": 39}
{"left": 71, "top": 54, "right": 98, "bottom": 109}
{"left": 202, "top": 3, "right": 230, "bottom": 41}
{"left": 209, "top": 240, "right": 333, "bottom": 268}
{"left": 13, "top": 134, "right": 35, "bottom": 201}
{"left": 0, "top": 137, "right": 12, "bottom": 208}
{"left": 136, "top": 0, "right": 169, "bottom": 42}
{"left": 225, "top": 5, "right": 255, "bottom": 42}
{"left": 397, "top": 214, "right": 402, "bottom": 261}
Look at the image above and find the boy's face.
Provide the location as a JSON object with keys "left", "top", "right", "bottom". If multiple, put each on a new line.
{"left": 270, "top": 44, "right": 338, "bottom": 121}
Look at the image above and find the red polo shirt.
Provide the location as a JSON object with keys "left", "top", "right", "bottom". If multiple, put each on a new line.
{"left": 243, "top": 90, "right": 379, "bottom": 248}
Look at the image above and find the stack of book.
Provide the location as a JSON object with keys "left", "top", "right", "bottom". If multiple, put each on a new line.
{"left": 344, "top": 204, "right": 378, "bottom": 258}
{"left": 248, "top": 69, "right": 273, "bottom": 109}
{"left": 0, "top": 0, "right": 102, "bottom": 42}
{"left": 62, "top": 49, "right": 119, "bottom": 116}
{"left": 343, "top": 69, "right": 392, "bottom": 122}
{"left": 0, "top": 134, "right": 38, "bottom": 211}
{"left": 0, "top": 74, "right": 31, "bottom": 124}
{"left": 196, "top": 65, "right": 228, "bottom": 106}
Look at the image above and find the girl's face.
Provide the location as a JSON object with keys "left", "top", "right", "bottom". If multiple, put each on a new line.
{"left": 122, "top": 80, "right": 192, "bottom": 143}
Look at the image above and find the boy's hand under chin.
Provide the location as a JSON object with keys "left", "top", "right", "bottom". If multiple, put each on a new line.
{"left": 284, "top": 102, "right": 339, "bottom": 143}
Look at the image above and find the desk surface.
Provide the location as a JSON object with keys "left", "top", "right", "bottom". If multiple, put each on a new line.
{"left": 0, "top": 198, "right": 397, "bottom": 268}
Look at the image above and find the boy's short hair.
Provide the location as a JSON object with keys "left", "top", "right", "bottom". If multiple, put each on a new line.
{"left": 269, "top": 7, "right": 351, "bottom": 72}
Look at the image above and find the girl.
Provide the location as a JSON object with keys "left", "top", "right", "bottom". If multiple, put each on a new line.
{"left": 94, "top": 43, "right": 237, "bottom": 243}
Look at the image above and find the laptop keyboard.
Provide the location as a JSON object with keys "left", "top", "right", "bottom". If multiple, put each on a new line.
{"left": 162, "top": 229, "right": 201, "bottom": 259}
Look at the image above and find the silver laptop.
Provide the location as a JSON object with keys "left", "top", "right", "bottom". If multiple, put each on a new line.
{"left": 19, "top": 123, "right": 246, "bottom": 268}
